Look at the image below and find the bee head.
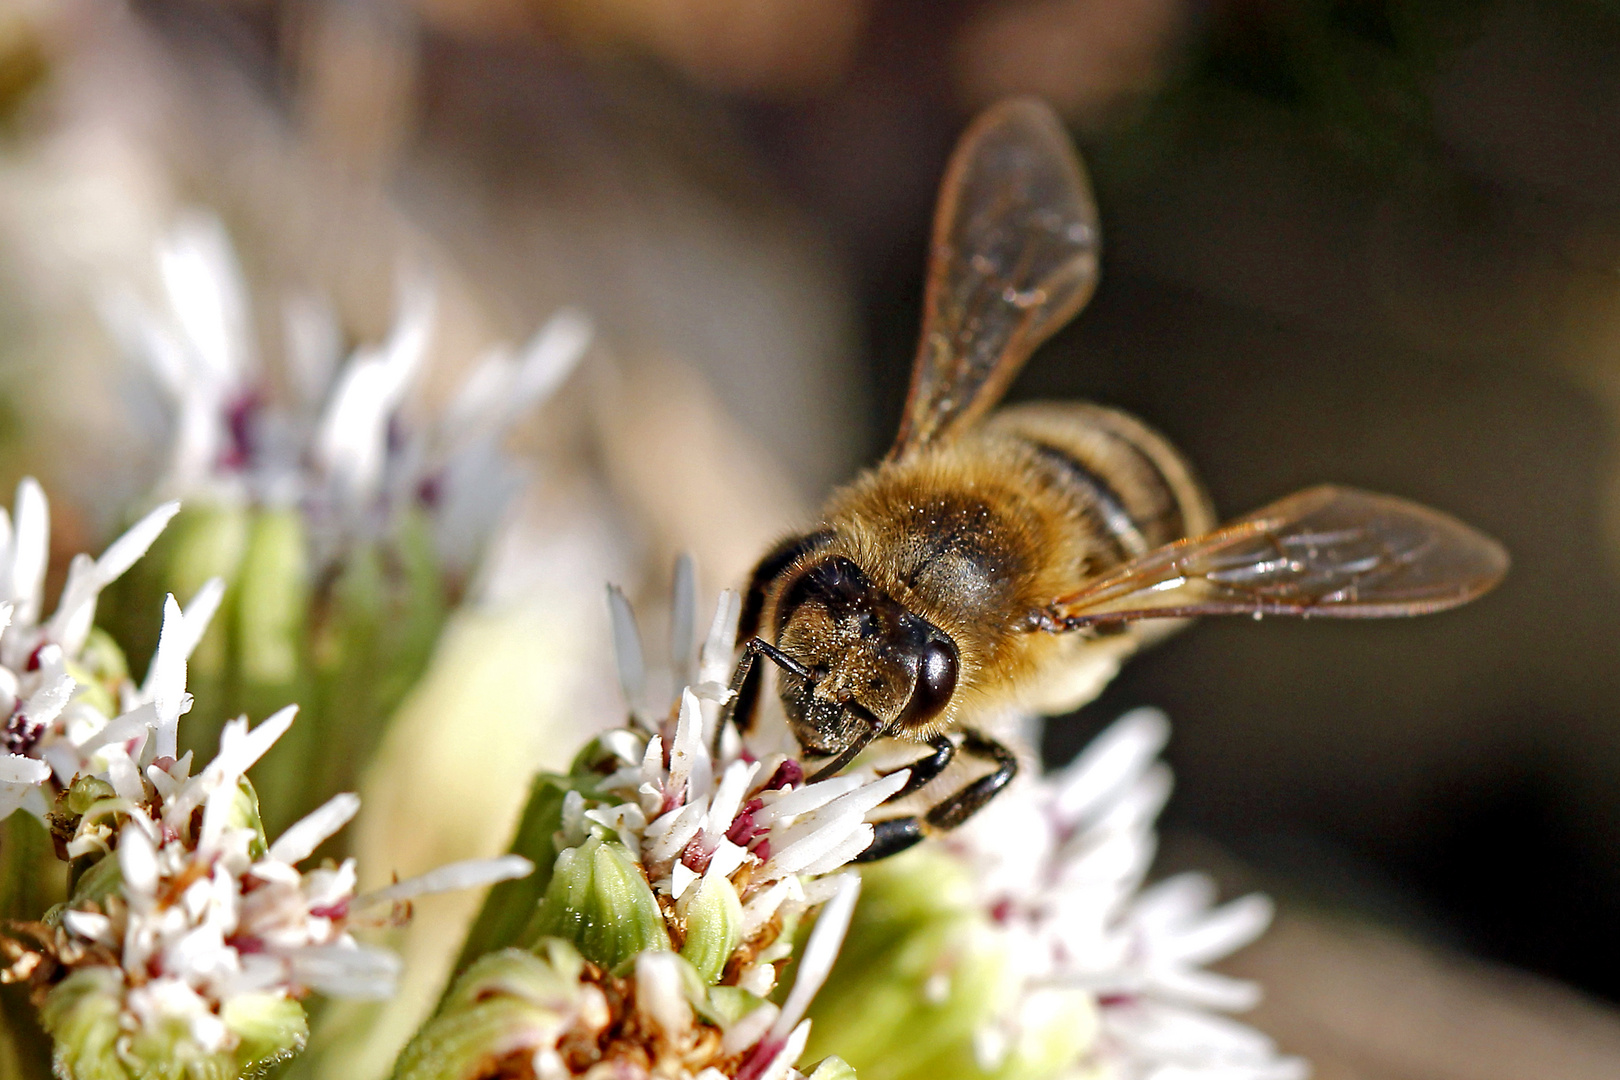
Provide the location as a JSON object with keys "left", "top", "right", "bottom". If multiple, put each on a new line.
{"left": 772, "top": 554, "right": 960, "bottom": 754}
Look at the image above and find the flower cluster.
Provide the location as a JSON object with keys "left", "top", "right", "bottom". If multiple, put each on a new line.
{"left": 807, "top": 708, "right": 1305, "bottom": 1080}
{"left": 571, "top": 582, "right": 909, "bottom": 977}
{"left": 23, "top": 703, "right": 531, "bottom": 1080}
{"left": 97, "top": 210, "right": 593, "bottom": 840}
{"left": 948, "top": 708, "right": 1303, "bottom": 1080}
{"left": 412, "top": 578, "right": 909, "bottom": 1080}
{"left": 0, "top": 478, "right": 184, "bottom": 823}
{"left": 107, "top": 211, "right": 591, "bottom": 564}
{"left": 0, "top": 478, "right": 532, "bottom": 1080}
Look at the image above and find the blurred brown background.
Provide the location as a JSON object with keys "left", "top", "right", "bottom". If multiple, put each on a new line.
{"left": 5, "top": 0, "right": 1620, "bottom": 1074}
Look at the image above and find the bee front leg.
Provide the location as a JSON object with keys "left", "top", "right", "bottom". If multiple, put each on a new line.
{"left": 883, "top": 735, "right": 957, "bottom": 801}
{"left": 854, "top": 731, "right": 1018, "bottom": 861}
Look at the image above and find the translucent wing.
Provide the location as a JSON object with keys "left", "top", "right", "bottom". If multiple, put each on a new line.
{"left": 890, "top": 98, "right": 1101, "bottom": 456}
{"left": 1040, "top": 486, "right": 1508, "bottom": 629}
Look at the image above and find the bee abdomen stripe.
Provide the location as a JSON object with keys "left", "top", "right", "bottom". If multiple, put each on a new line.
{"left": 1022, "top": 439, "right": 1150, "bottom": 560}
{"left": 1092, "top": 423, "right": 1187, "bottom": 545}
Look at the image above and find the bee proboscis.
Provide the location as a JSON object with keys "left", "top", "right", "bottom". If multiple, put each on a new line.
{"left": 719, "top": 98, "right": 1508, "bottom": 860}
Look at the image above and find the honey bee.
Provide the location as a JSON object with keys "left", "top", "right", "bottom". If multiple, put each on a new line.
{"left": 718, "top": 98, "right": 1508, "bottom": 861}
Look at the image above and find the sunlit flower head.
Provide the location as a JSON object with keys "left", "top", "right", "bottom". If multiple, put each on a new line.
{"left": 416, "top": 568, "right": 907, "bottom": 1080}
{"left": 583, "top": 570, "right": 909, "bottom": 987}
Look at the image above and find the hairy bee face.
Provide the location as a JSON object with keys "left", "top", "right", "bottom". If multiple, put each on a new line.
{"left": 773, "top": 555, "right": 960, "bottom": 753}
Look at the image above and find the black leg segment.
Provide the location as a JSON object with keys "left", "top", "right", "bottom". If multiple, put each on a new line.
{"left": 854, "top": 817, "right": 924, "bottom": 862}
{"left": 854, "top": 730, "right": 1019, "bottom": 861}
{"left": 884, "top": 735, "right": 956, "bottom": 801}
{"left": 924, "top": 731, "right": 1018, "bottom": 830}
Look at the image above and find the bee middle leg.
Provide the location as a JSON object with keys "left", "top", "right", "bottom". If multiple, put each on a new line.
{"left": 854, "top": 731, "right": 1018, "bottom": 862}
{"left": 882, "top": 735, "right": 957, "bottom": 801}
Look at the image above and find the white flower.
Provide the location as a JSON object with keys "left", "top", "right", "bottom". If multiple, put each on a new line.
{"left": 570, "top": 571, "right": 908, "bottom": 998}
{"left": 53, "top": 703, "right": 533, "bottom": 1057}
{"left": 944, "top": 708, "right": 1307, "bottom": 1080}
{"left": 105, "top": 210, "right": 592, "bottom": 566}
{"left": 0, "top": 477, "right": 183, "bottom": 822}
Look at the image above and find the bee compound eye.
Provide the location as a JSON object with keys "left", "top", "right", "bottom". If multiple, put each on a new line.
{"left": 897, "top": 636, "right": 959, "bottom": 729}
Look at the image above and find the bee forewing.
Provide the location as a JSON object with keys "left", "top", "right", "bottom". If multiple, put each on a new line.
{"left": 1042, "top": 485, "right": 1509, "bottom": 627}
{"left": 891, "top": 98, "right": 1101, "bottom": 456}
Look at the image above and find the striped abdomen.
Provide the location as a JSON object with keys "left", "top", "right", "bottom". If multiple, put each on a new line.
{"left": 983, "top": 401, "right": 1215, "bottom": 581}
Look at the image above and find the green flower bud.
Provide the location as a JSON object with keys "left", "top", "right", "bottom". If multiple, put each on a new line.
{"left": 293, "top": 509, "right": 445, "bottom": 835}
{"left": 222, "top": 777, "right": 269, "bottom": 862}
{"left": 63, "top": 777, "right": 116, "bottom": 818}
{"left": 41, "top": 972, "right": 306, "bottom": 1080}
{"left": 219, "top": 992, "right": 309, "bottom": 1072}
{"left": 678, "top": 873, "right": 744, "bottom": 984}
{"left": 700, "top": 986, "right": 766, "bottom": 1028}
{"left": 65, "top": 845, "right": 122, "bottom": 908}
{"left": 110, "top": 991, "right": 304, "bottom": 1080}
{"left": 103, "top": 500, "right": 450, "bottom": 843}
{"left": 392, "top": 943, "right": 605, "bottom": 1080}
{"left": 805, "top": 1056, "right": 859, "bottom": 1080}
{"left": 524, "top": 836, "right": 671, "bottom": 972}
{"left": 38, "top": 967, "right": 123, "bottom": 1080}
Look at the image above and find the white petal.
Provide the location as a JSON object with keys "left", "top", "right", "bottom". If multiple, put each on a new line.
{"left": 10, "top": 479, "right": 48, "bottom": 625}
{"left": 606, "top": 585, "right": 645, "bottom": 712}
{"left": 46, "top": 501, "right": 180, "bottom": 653}
{"left": 667, "top": 689, "right": 711, "bottom": 803}
{"left": 646, "top": 802, "right": 706, "bottom": 866}
{"left": 313, "top": 275, "right": 434, "bottom": 504}
{"left": 795, "top": 826, "right": 875, "bottom": 877}
{"left": 105, "top": 749, "right": 147, "bottom": 803}
{"left": 772, "top": 873, "right": 858, "bottom": 1040}
{"left": 670, "top": 861, "right": 699, "bottom": 900}
{"left": 670, "top": 552, "right": 697, "bottom": 682}
{"left": 722, "top": 1003, "right": 780, "bottom": 1055}
{"left": 20, "top": 673, "right": 75, "bottom": 729}
{"left": 755, "top": 774, "right": 868, "bottom": 826}
{"left": 1052, "top": 706, "right": 1170, "bottom": 827}
{"left": 118, "top": 823, "right": 159, "bottom": 897}
{"left": 291, "top": 944, "right": 402, "bottom": 998}
{"left": 80, "top": 702, "right": 159, "bottom": 758}
{"left": 355, "top": 854, "right": 533, "bottom": 907}
{"left": 635, "top": 951, "right": 692, "bottom": 1038}
{"left": 1133, "top": 872, "right": 1219, "bottom": 933}
{"left": 159, "top": 212, "right": 253, "bottom": 383}
{"left": 698, "top": 590, "right": 742, "bottom": 689}
{"left": 62, "top": 909, "right": 115, "bottom": 945}
{"left": 1146, "top": 966, "right": 1264, "bottom": 1013}
{"left": 1160, "top": 893, "right": 1275, "bottom": 967}
{"left": 0, "top": 754, "right": 50, "bottom": 785}
{"left": 704, "top": 759, "right": 761, "bottom": 846}
{"left": 511, "top": 309, "right": 591, "bottom": 414}
{"left": 270, "top": 793, "right": 361, "bottom": 865}
{"left": 751, "top": 1019, "right": 811, "bottom": 1080}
